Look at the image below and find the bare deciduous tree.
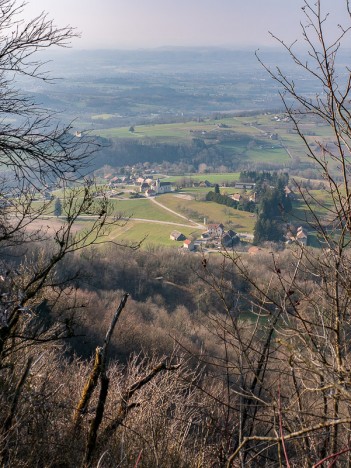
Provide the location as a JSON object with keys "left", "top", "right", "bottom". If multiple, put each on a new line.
{"left": 0, "top": 0, "right": 96, "bottom": 186}
{"left": 0, "top": 4, "right": 130, "bottom": 463}
{"left": 193, "top": 1, "right": 351, "bottom": 466}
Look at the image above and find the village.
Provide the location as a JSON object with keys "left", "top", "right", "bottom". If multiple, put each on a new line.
{"left": 98, "top": 170, "right": 309, "bottom": 252}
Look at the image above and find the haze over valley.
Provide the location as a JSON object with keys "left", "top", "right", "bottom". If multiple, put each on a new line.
{"left": 28, "top": 47, "right": 334, "bottom": 128}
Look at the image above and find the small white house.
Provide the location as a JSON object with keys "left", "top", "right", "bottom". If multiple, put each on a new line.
{"left": 183, "top": 239, "right": 195, "bottom": 251}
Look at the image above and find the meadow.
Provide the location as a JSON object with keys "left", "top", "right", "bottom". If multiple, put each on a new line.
{"left": 91, "top": 113, "right": 332, "bottom": 167}
{"left": 45, "top": 190, "right": 256, "bottom": 247}
{"left": 41, "top": 107, "right": 342, "bottom": 249}
{"left": 108, "top": 198, "right": 190, "bottom": 223}
{"left": 104, "top": 219, "right": 201, "bottom": 247}
{"left": 290, "top": 188, "right": 335, "bottom": 225}
{"left": 165, "top": 173, "right": 240, "bottom": 184}
{"left": 102, "top": 190, "right": 256, "bottom": 247}
{"left": 158, "top": 193, "right": 256, "bottom": 232}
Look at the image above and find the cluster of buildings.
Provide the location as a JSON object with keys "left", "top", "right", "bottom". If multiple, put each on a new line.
{"left": 169, "top": 231, "right": 196, "bottom": 251}
{"left": 285, "top": 226, "right": 308, "bottom": 246}
{"left": 170, "top": 221, "right": 309, "bottom": 253}
{"left": 102, "top": 170, "right": 308, "bottom": 248}
{"left": 202, "top": 223, "right": 239, "bottom": 248}
{"left": 231, "top": 192, "right": 256, "bottom": 203}
{"left": 170, "top": 223, "right": 239, "bottom": 252}
{"left": 102, "top": 173, "right": 173, "bottom": 197}
{"left": 139, "top": 178, "right": 172, "bottom": 197}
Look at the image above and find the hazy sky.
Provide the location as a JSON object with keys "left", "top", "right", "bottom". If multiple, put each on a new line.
{"left": 22, "top": 1, "right": 349, "bottom": 50}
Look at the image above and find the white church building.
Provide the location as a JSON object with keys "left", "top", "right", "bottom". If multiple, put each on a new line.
{"left": 151, "top": 178, "right": 172, "bottom": 194}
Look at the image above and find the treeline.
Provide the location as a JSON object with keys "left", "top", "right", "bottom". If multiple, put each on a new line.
{"left": 92, "top": 137, "right": 231, "bottom": 171}
{"left": 4, "top": 0, "right": 351, "bottom": 465}
{"left": 240, "top": 170, "right": 289, "bottom": 189}
{"left": 92, "top": 134, "right": 279, "bottom": 173}
{"left": 206, "top": 172, "right": 292, "bottom": 234}
{"left": 240, "top": 169, "right": 283, "bottom": 182}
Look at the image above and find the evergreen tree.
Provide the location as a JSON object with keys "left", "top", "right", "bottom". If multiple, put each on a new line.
{"left": 54, "top": 197, "right": 62, "bottom": 217}
{"left": 253, "top": 187, "right": 285, "bottom": 244}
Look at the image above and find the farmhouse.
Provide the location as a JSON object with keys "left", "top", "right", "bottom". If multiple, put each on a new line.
{"left": 221, "top": 234, "right": 236, "bottom": 248}
{"left": 231, "top": 193, "right": 242, "bottom": 202}
{"left": 221, "top": 229, "right": 239, "bottom": 248}
{"left": 199, "top": 180, "right": 213, "bottom": 188}
{"left": 296, "top": 226, "right": 308, "bottom": 245}
{"left": 170, "top": 231, "right": 185, "bottom": 241}
{"left": 183, "top": 239, "right": 195, "bottom": 251}
{"left": 286, "top": 226, "right": 308, "bottom": 246}
{"left": 227, "top": 229, "right": 237, "bottom": 238}
{"left": 284, "top": 186, "right": 296, "bottom": 200}
{"left": 207, "top": 223, "right": 224, "bottom": 237}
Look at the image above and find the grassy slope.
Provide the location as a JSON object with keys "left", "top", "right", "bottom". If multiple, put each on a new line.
{"left": 105, "top": 220, "right": 201, "bottom": 248}
{"left": 108, "top": 198, "right": 191, "bottom": 223}
{"left": 290, "top": 189, "right": 335, "bottom": 225}
{"left": 158, "top": 194, "right": 256, "bottom": 232}
{"left": 91, "top": 115, "right": 302, "bottom": 165}
{"left": 91, "top": 112, "right": 343, "bottom": 172}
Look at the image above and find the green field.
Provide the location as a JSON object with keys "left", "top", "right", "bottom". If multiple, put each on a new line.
{"left": 164, "top": 172, "right": 240, "bottom": 184}
{"left": 290, "top": 189, "right": 335, "bottom": 224}
{"left": 41, "top": 112, "right": 343, "bottom": 246}
{"left": 32, "top": 188, "right": 337, "bottom": 251}
{"left": 158, "top": 194, "right": 256, "bottom": 232}
{"left": 93, "top": 119, "right": 230, "bottom": 140}
{"left": 111, "top": 193, "right": 257, "bottom": 234}
{"left": 246, "top": 147, "right": 290, "bottom": 163}
{"left": 104, "top": 220, "right": 201, "bottom": 248}
{"left": 101, "top": 192, "right": 256, "bottom": 247}
{"left": 91, "top": 113, "right": 115, "bottom": 120}
{"left": 33, "top": 171, "right": 340, "bottom": 248}
{"left": 91, "top": 114, "right": 315, "bottom": 166}
{"left": 108, "top": 198, "right": 192, "bottom": 224}
{"left": 175, "top": 186, "right": 241, "bottom": 198}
